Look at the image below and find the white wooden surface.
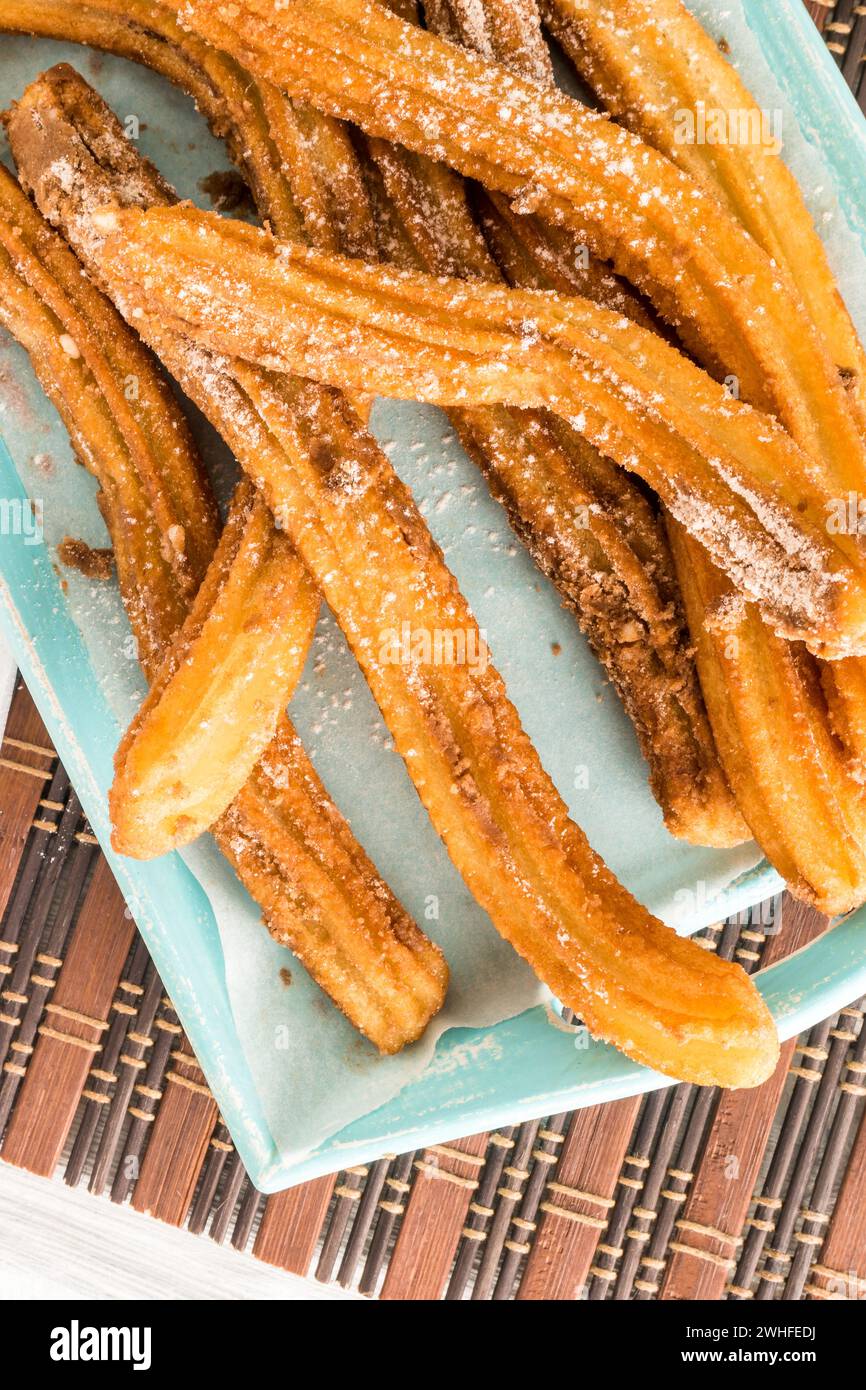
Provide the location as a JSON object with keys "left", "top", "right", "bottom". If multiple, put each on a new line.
{"left": 0, "top": 1161, "right": 357, "bottom": 1300}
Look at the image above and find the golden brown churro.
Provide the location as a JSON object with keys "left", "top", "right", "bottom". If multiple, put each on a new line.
{"left": 10, "top": 66, "right": 779, "bottom": 1088}
{"left": 2, "top": 76, "right": 447, "bottom": 1053}
{"left": 167, "top": 0, "right": 866, "bottom": 488}
{"left": 96, "top": 204, "right": 866, "bottom": 660}
{"left": 362, "top": 144, "right": 744, "bottom": 846}
{"left": 547, "top": 0, "right": 866, "bottom": 909}
{"left": 378, "top": 0, "right": 742, "bottom": 847}
{"left": 0, "top": 163, "right": 217, "bottom": 676}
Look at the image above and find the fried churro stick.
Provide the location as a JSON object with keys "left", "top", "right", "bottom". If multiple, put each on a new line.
{"left": 544, "top": 0, "right": 866, "bottom": 789}
{"left": 0, "top": 0, "right": 376, "bottom": 251}
{"left": 362, "top": 136, "right": 745, "bottom": 845}
{"left": 97, "top": 203, "right": 866, "bottom": 659}
{"left": 12, "top": 65, "right": 779, "bottom": 1088}
{"left": 111, "top": 480, "right": 319, "bottom": 857}
{"left": 668, "top": 524, "right": 866, "bottom": 914}
{"left": 0, "top": 163, "right": 217, "bottom": 675}
{"left": 541, "top": 0, "right": 866, "bottom": 420}
{"left": 546, "top": 0, "right": 866, "bottom": 907}
{"left": 2, "top": 85, "right": 447, "bottom": 1053}
{"left": 167, "top": 0, "right": 866, "bottom": 483}
{"left": 384, "top": 0, "right": 743, "bottom": 847}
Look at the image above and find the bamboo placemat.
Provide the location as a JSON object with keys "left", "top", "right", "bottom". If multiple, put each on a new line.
{"left": 2, "top": 0, "right": 866, "bottom": 1302}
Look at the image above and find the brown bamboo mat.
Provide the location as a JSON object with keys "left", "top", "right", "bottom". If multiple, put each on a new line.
{"left": 2, "top": 0, "right": 866, "bottom": 1302}
{"left": 809, "top": 0, "right": 866, "bottom": 95}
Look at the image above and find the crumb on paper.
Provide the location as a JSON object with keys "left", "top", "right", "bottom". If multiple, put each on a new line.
{"left": 57, "top": 536, "right": 115, "bottom": 581}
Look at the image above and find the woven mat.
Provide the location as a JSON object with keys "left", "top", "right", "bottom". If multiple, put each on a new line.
{"left": 3, "top": 1, "right": 866, "bottom": 1302}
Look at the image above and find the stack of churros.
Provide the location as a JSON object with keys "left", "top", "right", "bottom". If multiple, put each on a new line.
{"left": 4, "top": 0, "right": 866, "bottom": 1088}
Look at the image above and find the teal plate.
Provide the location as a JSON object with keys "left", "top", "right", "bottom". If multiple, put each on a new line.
{"left": 1, "top": 0, "right": 866, "bottom": 1191}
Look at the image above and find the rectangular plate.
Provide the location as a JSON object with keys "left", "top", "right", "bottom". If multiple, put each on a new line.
{"left": 2, "top": 0, "right": 866, "bottom": 1191}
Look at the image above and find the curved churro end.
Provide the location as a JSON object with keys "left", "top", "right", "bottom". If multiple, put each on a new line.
{"left": 531, "top": 859, "right": 780, "bottom": 1089}
{"left": 216, "top": 725, "right": 450, "bottom": 1054}
{"left": 110, "top": 481, "right": 320, "bottom": 860}
{"left": 594, "top": 958, "right": 779, "bottom": 1091}
{"left": 669, "top": 522, "right": 866, "bottom": 917}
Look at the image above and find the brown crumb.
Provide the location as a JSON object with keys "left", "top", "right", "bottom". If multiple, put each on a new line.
{"left": 839, "top": 365, "right": 858, "bottom": 390}
{"left": 199, "top": 169, "right": 255, "bottom": 215}
{"left": 58, "top": 536, "right": 115, "bottom": 581}
{"left": 550, "top": 641, "right": 561, "bottom": 656}
{"left": 717, "top": 36, "right": 731, "bottom": 54}
{"left": 279, "top": 966, "right": 293, "bottom": 988}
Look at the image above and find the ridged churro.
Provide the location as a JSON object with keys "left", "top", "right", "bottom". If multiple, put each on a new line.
{"left": 548, "top": 0, "right": 866, "bottom": 909}
{"left": 0, "top": 162, "right": 217, "bottom": 677}
{"left": 668, "top": 522, "right": 866, "bottom": 914}
{"left": 362, "top": 136, "right": 744, "bottom": 846}
{"left": 9, "top": 65, "right": 779, "bottom": 1088}
{"left": 3, "top": 74, "right": 448, "bottom": 1053}
{"left": 96, "top": 203, "right": 866, "bottom": 660}
{"left": 167, "top": 0, "right": 866, "bottom": 483}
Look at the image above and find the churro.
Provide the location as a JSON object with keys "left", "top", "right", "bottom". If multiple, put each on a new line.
{"left": 96, "top": 203, "right": 866, "bottom": 659}
{"left": 0, "top": 0, "right": 376, "bottom": 251}
{"left": 0, "top": 163, "right": 217, "bottom": 676}
{"left": 548, "top": 0, "right": 866, "bottom": 909}
{"left": 10, "top": 65, "right": 779, "bottom": 1087}
{"left": 362, "top": 137, "right": 744, "bottom": 846}
{"left": 372, "top": 0, "right": 743, "bottom": 846}
{"left": 167, "top": 0, "right": 866, "bottom": 485}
